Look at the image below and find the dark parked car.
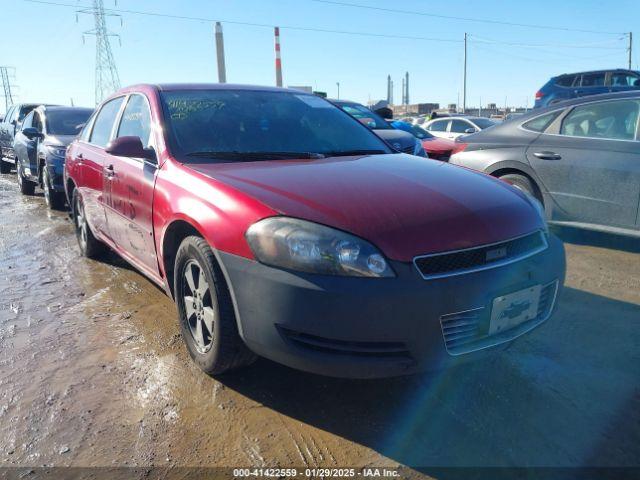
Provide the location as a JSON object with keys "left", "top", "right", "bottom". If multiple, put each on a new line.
{"left": 65, "top": 83, "right": 564, "bottom": 378}
{"left": 14, "top": 105, "right": 92, "bottom": 208}
{"left": 534, "top": 69, "right": 640, "bottom": 108}
{"left": 0, "top": 103, "right": 43, "bottom": 173}
{"left": 450, "top": 91, "right": 640, "bottom": 238}
{"left": 331, "top": 99, "right": 426, "bottom": 156}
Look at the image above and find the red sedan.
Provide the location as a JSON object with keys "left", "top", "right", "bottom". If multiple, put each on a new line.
{"left": 64, "top": 84, "right": 565, "bottom": 378}
{"left": 390, "top": 120, "right": 456, "bottom": 161}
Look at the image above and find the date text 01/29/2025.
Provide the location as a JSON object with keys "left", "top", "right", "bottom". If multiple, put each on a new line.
{"left": 232, "top": 467, "right": 401, "bottom": 477}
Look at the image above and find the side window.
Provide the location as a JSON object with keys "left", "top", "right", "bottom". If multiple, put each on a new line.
{"left": 18, "top": 106, "right": 35, "bottom": 122}
{"left": 522, "top": 111, "right": 562, "bottom": 132}
{"left": 79, "top": 113, "right": 96, "bottom": 142}
{"left": 21, "top": 111, "right": 34, "bottom": 130}
{"left": 32, "top": 112, "right": 43, "bottom": 132}
{"left": 8, "top": 106, "right": 19, "bottom": 124}
{"left": 428, "top": 120, "right": 448, "bottom": 132}
{"left": 89, "top": 97, "right": 125, "bottom": 148}
{"left": 450, "top": 120, "right": 472, "bottom": 133}
{"left": 611, "top": 72, "right": 640, "bottom": 87}
{"left": 116, "top": 94, "right": 152, "bottom": 146}
{"left": 556, "top": 75, "right": 575, "bottom": 87}
{"left": 560, "top": 100, "right": 639, "bottom": 141}
{"left": 580, "top": 73, "right": 605, "bottom": 87}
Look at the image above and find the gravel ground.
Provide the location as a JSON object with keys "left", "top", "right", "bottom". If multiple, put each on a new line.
{"left": 0, "top": 172, "right": 638, "bottom": 478}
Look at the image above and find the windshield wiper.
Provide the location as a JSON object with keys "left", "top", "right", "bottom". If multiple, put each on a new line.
{"left": 185, "top": 151, "right": 325, "bottom": 160}
{"left": 322, "top": 149, "right": 387, "bottom": 157}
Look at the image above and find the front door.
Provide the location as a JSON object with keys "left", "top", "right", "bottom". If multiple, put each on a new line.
{"left": 105, "top": 93, "right": 159, "bottom": 276}
{"left": 526, "top": 98, "right": 640, "bottom": 229}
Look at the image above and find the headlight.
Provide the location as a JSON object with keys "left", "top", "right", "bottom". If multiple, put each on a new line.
{"left": 414, "top": 137, "right": 427, "bottom": 157}
{"left": 246, "top": 217, "right": 395, "bottom": 278}
{"left": 46, "top": 145, "right": 67, "bottom": 157}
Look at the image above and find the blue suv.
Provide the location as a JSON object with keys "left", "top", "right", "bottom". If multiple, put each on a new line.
{"left": 534, "top": 69, "right": 640, "bottom": 108}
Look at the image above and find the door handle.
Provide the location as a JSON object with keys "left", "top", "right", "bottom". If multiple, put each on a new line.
{"left": 75, "top": 153, "right": 84, "bottom": 163}
{"left": 104, "top": 163, "right": 115, "bottom": 178}
{"left": 533, "top": 151, "right": 562, "bottom": 160}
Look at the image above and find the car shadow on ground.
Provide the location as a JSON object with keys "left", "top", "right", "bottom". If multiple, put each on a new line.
{"left": 551, "top": 225, "right": 640, "bottom": 254}
{"left": 218, "top": 286, "right": 640, "bottom": 472}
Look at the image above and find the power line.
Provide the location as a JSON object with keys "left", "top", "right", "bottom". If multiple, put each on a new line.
{"left": 24, "top": 0, "right": 463, "bottom": 44}
{"left": 471, "top": 34, "right": 628, "bottom": 50}
{"left": 311, "top": 0, "right": 625, "bottom": 35}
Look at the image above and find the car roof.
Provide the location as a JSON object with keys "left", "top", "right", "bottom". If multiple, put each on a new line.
{"left": 556, "top": 68, "right": 639, "bottom": 78}
{"left": 152, "top": 83, "right": 309, "bottom": 94}
{"left": 527, "top": 90, "right": 640, "bottom": 116}
{"left": 35, "top": 105, "right": 92, "bottom": 113}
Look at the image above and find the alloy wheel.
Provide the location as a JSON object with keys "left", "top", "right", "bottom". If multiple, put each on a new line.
{"left": 182, "top": 259, "right": 216, "bottom": 353}
{"left": 75, "top": 194, "right": 88, "bottom": 250}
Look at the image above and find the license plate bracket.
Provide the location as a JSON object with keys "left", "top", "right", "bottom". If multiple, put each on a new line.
{"left": 489, "top": 285, "right": 541, "bottom": 335}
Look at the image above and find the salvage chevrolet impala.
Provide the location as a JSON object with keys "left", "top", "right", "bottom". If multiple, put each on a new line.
{"left": 64, "top": 84, "right": 565, "bottom": 378}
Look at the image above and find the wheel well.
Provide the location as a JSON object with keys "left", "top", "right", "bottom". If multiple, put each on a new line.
{"left": 490, "top": 168, "right": 544, "bottom": 204}
{"left": 162, "top": 220, "right": 202, "bottom": 299}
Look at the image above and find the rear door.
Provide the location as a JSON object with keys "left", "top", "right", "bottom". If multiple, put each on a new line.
{"left": 79, "top": 96, "right": 126, "bottom": 242}
{"left": 105, "top": 93, "right": 159, "bottom": 275}
{"left": 0, "top": 106, "right": 16, "bottom": 158}
{"left": 575, "top": 72, "right": 609, "bottom": 98}
{"left": 425, "top": 119, "right": 450, "bottom": 139}
{"left": 526, "top": 98, "right": 640, "bottom": 229}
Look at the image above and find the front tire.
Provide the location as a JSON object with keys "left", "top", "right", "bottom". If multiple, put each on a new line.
{"left": 72, "top": 188, "right": 106, "bottom": 258}
{"left": 17, "top": 162, "right": 36, "bottom": 195}
{"left": 43, "top": 167, "right": 66, "bottom": 210}
{"left": 174, "top": 236, "right": 256, "bottom": 376}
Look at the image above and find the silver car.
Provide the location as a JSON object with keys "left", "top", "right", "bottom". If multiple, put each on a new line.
{"left": 450, "top": 91, "right": 640, "bottom": 238}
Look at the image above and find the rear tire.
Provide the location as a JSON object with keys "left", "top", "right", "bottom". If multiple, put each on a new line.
{"left": 174, "top": 236, "right": 256, "bottom": 376}
{"left": 72, "top": 188, "right": 106, "bottom": 259}
{"left": 43, "top": 167, "right": 66, "bottom": 210}
{"left": 0, "top": 160, "right": 11, "bottom": 174}
{"left": 16, "top": 162, "right": 36, "bottom": 195}
{"left": 498, "top": 173, "right": 543, "bottom": 204}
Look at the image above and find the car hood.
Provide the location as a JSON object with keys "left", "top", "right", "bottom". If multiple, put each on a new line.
{"left": 422, "top": 137, "right": 455, "bottom": 152}
{"left": 44, "top": 134, "right": 76, "bottom": 147}
{"left": 188, "top": 154, "right": 544, "bottom": 262}
{"left": 371, "top": 128, "right": 416, "bottom": 152}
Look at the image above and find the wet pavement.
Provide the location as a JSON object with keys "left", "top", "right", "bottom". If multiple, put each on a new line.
{"left": 0, "top": 172, "right": 639, "bottom": 476}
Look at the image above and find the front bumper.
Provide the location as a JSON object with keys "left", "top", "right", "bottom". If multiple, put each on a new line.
{"left": 219, "top": 234, "right": 565, "bottom": 378}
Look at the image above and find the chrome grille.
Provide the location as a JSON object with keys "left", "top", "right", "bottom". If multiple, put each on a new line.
{"left": 440, "top": 280, "right": 559, "bottom": 355}
{"left": 414, "top": 231, "right": 548, "bottom": 280}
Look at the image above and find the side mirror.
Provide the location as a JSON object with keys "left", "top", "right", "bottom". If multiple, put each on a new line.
{"left": 106, "top": 136, "right": 156, "bottom": 163}
{"left": 22, "top": 127, "right": 44, "bottom": 140}
{"left": 464, "top": 127, "right": 477, "bottom": 134}
{"left": 10, "top": 119, "right": 17, "bottom": 126}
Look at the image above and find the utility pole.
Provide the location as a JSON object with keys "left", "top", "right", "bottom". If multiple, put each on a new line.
{"left": 78, "top": 0, "right": 121, "bottom": 104}
{"left": 0, "top": 67, "right": 16, "bottom": 113}
{"left": 336, "top": 82, "right": 340, "bottom": 99}
{"left": 462, "top": 33, "right": 467, "bottom": 114}
{"left": 628, "top": 32, "right": 633, "bottom": 70}
{"left": 274, "top": 27, "right": 283, "bottom": 87}
{"left": 386, "top": 75, "right": 391, "bottom": 103}
{"left": 405, "top": 71, "right": 409, "bottom": 106}
{"left": 215, "top": 22, "right": 227, "bottom": 83}
{"left": 401, "top": 77, "right": 405, "bottom": 107}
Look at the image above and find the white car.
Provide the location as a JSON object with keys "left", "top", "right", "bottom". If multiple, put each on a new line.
{"left": 423, "top": 116, "right": 496, "bottom": 140}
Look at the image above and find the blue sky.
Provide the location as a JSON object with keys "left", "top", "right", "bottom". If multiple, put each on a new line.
{"left": 2, "top": 0, "right": 638, "bottom": 113}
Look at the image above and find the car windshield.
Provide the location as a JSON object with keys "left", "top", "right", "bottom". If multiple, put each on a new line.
{"left": 160, "top": 90, "right": 391, "bottom": 160}
{"left": 46, "top": 109, "right": 92, "bottom": 135}
{"left": 473, "top": 118, "right": 497, "bottom": 129}
{"left": 336, "top": 103, "right": 393, "bottom": 130}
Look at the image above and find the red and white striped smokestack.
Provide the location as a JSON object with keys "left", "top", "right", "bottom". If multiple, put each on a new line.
{"left": 274, "top": 27, "right": 283, "bottom": 87}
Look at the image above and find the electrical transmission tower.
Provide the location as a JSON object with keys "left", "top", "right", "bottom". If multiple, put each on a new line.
{"left": 1, "top": 66, "right": 16, "bottom": 113}
{"left": 77, "top": 0, "right": 121, "bottom": 104}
